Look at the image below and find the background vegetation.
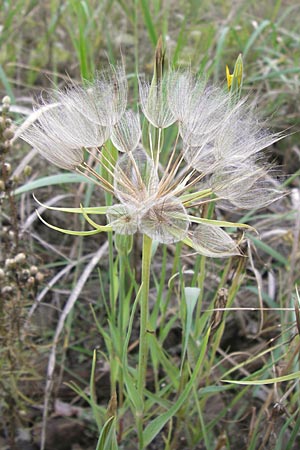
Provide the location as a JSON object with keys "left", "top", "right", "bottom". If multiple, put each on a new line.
{"left": 0, "top": 0, "right": 300, "bottom": 449}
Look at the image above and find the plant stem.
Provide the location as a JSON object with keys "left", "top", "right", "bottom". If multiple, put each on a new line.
{"left": 137, "top": 233, "right": 153, "bottom": 448}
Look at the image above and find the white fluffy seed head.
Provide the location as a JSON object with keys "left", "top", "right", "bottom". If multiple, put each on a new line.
{"left": 35, "top": 100, "right": 110, "bottom": 148}
{"left": 167, "top": 70, "right": 205, "bottom": 123}
{"left": 19, "top": 63, "right": 283, "bottom": 256}
{"left": 113, "top": 147, "right": 159, "bottom": 206}
{"left": 139, "top": 76, "right": 175, "bottom": 129}
{"left": 106, "top": 203, "right": 139, "bottom": 235}
{"left": 190, "top": 224, "right": 240, "bottom": 258}
{"left": 139, "top": 196, "right": 189, "bottom": 244}
{"left": 21, "top": 123, "right": 84, "bottom": 170}
{"left": 60, "top": 64, "right": 127, "bottom": 127}
{"left": 111, "top": 110, "right": 141, "bottom": 153}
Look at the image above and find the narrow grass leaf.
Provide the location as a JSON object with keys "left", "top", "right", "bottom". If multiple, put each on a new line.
{"left": 222, "top": 371, "right": 300, "bottom": 385}
{"left": 36, "top": 211, "right": 110, "bottom": 235}
{"left": 33, "top": 195, "right": 107, "bottom": 214}
{"left": 187, "top": 215, "right": 256, "bottom": 231}
{"left": 285, "top": 409, "right": 300, "bottom": 450}
{"left": 15, "top": 174, "right": 91, "bottom": 195}
{"left": 148, "top": 334, "right": 180, "bottom": 388}
{"left": 214, "top": 26, "right": 229, "bottom": 82}
{"left": 122, "top": 286, "right": 143, "bottom": 412}
{"left": 143, "top": 327, "right": 210, "bottom": 447}
{"left": 139, "top": 0, "right": 157, "bottom": 46}
{"left": 243, "top": 20, "right": 270, "bottom": 59}
{"left": 95, "top": 416, "right": 115, "bottom": 450}
{"left": 0, "top": 63, "right": 15, "bottom": 101}
{"left": 181, "top": 287, "right": 200, "bottom": 372}
{"left": 249, "top": 235, "right": 288, "bottom": 266}
{"left": 90, "top": 350, "right": 102, "bottom": 431}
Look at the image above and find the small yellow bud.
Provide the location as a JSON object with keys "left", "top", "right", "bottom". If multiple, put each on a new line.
{"left": 226, "top": 54, "right": 243, "bottom": 94}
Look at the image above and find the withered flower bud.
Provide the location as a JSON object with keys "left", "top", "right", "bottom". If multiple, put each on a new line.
{"left": 15, "top": 253, "right": 26, "bottom": 265}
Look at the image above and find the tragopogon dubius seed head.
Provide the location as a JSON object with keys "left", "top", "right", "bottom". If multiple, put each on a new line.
{"left": 19, "top": 64, "right": 283, "bottom": 256}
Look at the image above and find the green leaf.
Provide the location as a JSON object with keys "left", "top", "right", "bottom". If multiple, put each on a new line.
{"left": 95, "top": 416, "right": 116, "bottom": 450}
{"left": 181, "top": 287, "right": 200, "bottom": 372}
{"left": 90, "top": 350, "right": 102, "bottom": 431}
{"left": 36, "top": 211, "right": 111, "bottom": 235}
{"left": 33, "top": 195, "right": 107, "bottom": 214}
{"left": 222, "top": 371, "right": 300, "bottom": 385}
{"left": 243, "top": 20, "right": 270, "bottom": 59}
{"left": 15, "top": 174, "right": 91, "bottom": 195}
{"left": 187, "top": 215, "right": 256, "bottom": 232}
{"left": 249, "top": 235, "right": 289, "bottom": 266}
{"left": 122, "top": 286, "right": 144, "bottom": 412}
{"left": 139, "top": 0, "right": 157, "bottom": 47}
{"left": 143, "top": 327, "right": 210, "bottom": 447}
{"left": 0, "top": 63, "right": 15, "bottom": 102}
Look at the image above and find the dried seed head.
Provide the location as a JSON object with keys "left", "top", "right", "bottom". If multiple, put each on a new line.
{"left": 27, "top": 276, "right": 35, "bottom": 287}
{"left": 20, "top": 269, "right": 30, "bottom": 283}
{"left": 18, "top": 62, "right": 283, "bottom": 258}
{"left": 35, "top": 271, "right": 44, "bottom": 283}
{"left": 30, "top": 265, "right": 38, "bottom": 275}
{"left": 8, "top": 230, "right": 15, "bottom": 240}
{"left": 3, "top": 162, "right": 12, "bottom": 175}
{"left": 14, "top": 253, "right": 26, "bottom": 265}
{"left": 3, "top": 128, "right": 14, "bottom": 141}
{"left": 5, "top": 258, "right": 16, "bottom": 269}
{"left": 1, "top": 286, "right": 13, "bottom": 297}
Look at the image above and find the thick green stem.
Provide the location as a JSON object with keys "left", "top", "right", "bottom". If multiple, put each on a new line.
{"left": 137, "top": 234, "right": 153, "bottom": 448}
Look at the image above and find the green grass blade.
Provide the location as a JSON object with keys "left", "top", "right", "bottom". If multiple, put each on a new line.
{"left": 14, "top": 174, "right": 91, "bottom": 195}
{"left": 95, "top": 416, "right": 115, "bottom": 450}
{"left": 139, "top": 0, "right": 157, "bottom": 46}
{"left": 222, "top": 371, "right": 300, "bottom": 385}
{"left": 143, "top": 327, "right": 210, "bottom": 447}
{"left": 243, "top": 20, "right": 270, "bottom": 59}
{"left": 36, "top": 210, "right": 111, "bottom": 235}
{"left": 0, "top": 63, "right": 15, "bottom": 102}
{"left": 248, "top": 235, "right": 289, "bottom": 266}
{"left": 181, "top": 287, "right": 200, "bottom": 372}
